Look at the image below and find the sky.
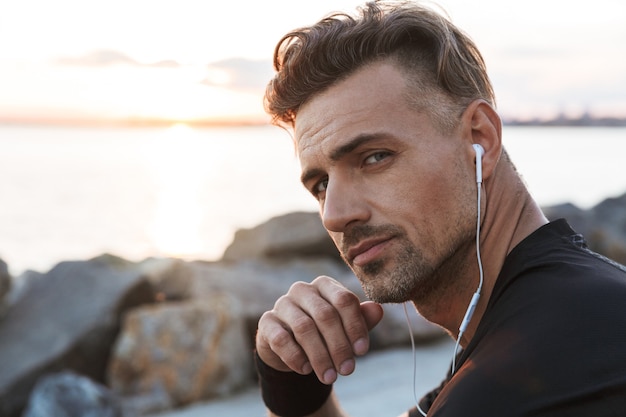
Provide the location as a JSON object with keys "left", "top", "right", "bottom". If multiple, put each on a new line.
{"left": 1, "top": 0, "right": 625, "bottom": 124}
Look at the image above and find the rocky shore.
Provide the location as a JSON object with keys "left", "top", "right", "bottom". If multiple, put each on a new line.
{"left": 1, "top": 193, "right": 625, "bottom": 417}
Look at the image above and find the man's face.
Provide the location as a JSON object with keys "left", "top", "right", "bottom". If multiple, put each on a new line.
{"left": 294, "top": 61, "right": 477, "bottom": 304}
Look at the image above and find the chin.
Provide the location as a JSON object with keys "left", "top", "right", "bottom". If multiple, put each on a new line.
{"left": 363, "top": 284, "right": 411, "bottom": 304}
{"left": 355, "top": 262, "right": 414, "bottom": 304}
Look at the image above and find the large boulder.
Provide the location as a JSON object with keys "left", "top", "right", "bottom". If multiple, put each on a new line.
{"left": 189, "top": 258, "right": 444, "bottom": 351}
{"left": 222, "top": 211, "right": 340, "bottom": 261}
{"left": 0, "top": 258, "right": 155, "bottom": 417}
{"left": 189, "top": 257, "right": 352, "bottom": 340}
{"left": 3, "top": 269, "right": 45, "bottom": 310}
{"left": 22, "top": 371, "right": 123, "bottom": 417}
{"left": 544, "top": 192, "right": 626, "bottom": 264}
{"left": 108, "top": 296, "right": 251, "bottom": 415}
{"left": 138, "top": 257, "right": 196, "bottom": 302}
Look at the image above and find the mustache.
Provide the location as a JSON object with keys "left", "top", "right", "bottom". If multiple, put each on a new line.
{"left": 340, "top": 224, "right": 405, "bottom": 255}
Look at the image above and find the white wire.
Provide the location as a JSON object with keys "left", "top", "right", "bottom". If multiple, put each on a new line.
{"left": 403, "top": 302, "right": 429, "bottom": 417}
{"left": 405, "top": 179, "right": 484, "bottom": 416}
{"left": 475, "top": 185, "right": 484, "bottom": 297}
{"left": 451, "top": 182, "right": 484, "bottom": 374}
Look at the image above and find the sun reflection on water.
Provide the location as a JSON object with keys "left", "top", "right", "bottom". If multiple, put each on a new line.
{"left": 142, "top": 123, "right": 211, "bottom": 258}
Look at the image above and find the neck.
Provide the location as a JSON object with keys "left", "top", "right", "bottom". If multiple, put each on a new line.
{"left": 414, "top": 158, "right": 548, "bottom": 344}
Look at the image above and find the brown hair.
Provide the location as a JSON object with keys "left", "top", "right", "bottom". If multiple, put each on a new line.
{"left": 264, "top": 0, "right": 495, "bottom": 132}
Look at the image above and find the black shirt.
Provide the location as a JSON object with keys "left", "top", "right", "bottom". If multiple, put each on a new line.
{"left": 412, "top": 219, "right": 626, "bottom": 416}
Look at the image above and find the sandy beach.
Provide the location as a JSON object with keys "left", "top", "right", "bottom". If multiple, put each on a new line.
{"left": 150, "top": 338, "right": 455, "bottom": 417}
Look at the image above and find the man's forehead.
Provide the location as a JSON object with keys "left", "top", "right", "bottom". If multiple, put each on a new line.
{"left": 294, "top": 61, "right": 410, "bottom": 137}
{"left": 294, "top": 116, "right": 329, "bottom": 157}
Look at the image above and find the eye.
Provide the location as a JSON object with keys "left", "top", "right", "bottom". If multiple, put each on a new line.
{"left": 312, "top": 177, "right": 328, "bottom": 198}
{"left": 364, "top": 151, "right": 392, "bottom": 165}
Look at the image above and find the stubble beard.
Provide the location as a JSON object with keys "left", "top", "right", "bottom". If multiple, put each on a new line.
{"left": 340, "top": 225, "right": 439, "bottom": 304}
{"left": 341, "top": 222, "right": 475, "bottom": 305}
{"left": 354, "top": 236, "right": 438, "bottom": 304}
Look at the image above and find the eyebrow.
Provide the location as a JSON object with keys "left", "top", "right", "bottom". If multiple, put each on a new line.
{"left": 300, "top": 133, "right": 384, "bottom": 186}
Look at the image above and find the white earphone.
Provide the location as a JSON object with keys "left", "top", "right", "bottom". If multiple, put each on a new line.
{"left": 472, "top": 144, "right": 484, "bottom": 184}
{"left": 409, "top": 143, "right": 486, "bottom": 417}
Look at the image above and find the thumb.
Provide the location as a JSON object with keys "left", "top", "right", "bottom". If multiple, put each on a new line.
{"left": 360, "top": 301, "right": 384, "bottom": 330}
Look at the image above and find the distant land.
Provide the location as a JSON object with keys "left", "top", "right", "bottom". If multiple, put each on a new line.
{"left": 0, "top": 113, "right": 625, "bottom": 128}
{"left": 502, "top": 113, "right": 626, "bottom": 127}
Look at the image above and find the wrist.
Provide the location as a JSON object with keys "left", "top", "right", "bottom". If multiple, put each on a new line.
{"left": 255, "top": 350, "right": 333, "bottom": 417}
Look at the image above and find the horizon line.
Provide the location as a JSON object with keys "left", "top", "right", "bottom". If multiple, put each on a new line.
{"left": 0, "top": 115, "right": 272, "bottom": 129}
{"left": 1, "top": 113, "right": 626, "bottom": 129}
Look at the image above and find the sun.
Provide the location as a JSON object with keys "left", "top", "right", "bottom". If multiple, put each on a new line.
{"left": 116, "top": 66, "right": 263, "bottom": 123}
{"left": 10, "top": 63, "right": 266, "bottom": 125}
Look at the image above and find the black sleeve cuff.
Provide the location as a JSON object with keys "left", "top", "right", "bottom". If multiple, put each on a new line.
{"left": 255, "top": 350, "right": 333, "bottom": 417}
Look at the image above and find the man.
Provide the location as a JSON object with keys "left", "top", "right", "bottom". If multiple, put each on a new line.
{"left": 254, "top": 1, "right": 626, "bottom": 416}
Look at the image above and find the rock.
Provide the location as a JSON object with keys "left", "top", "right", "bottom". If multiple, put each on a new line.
{"left": 3, "top": 269, "right": 44, "bottom": 310}
{"left": 544, "top": 192, "right": 626, "bottom": 264}
{"left": 587, "top": 194, "right": 626, "bottom": 262}
{"left": 189, "top": 258, "right": 355, "bottom": 344}
{"left": 0, "top": 259, "right": 156, "bottom": 417}
{"left": 22, "top": 371, "right": 123, "bottom": 417}
{"left": 189, "top": 258, "right": 444, "bottom": 350}
{"left": 542, "top": 202, "right": 586, "bottom": 229}
{"left": 0, "top": 258, "right": 11, "bottom": 317}
{"left": 222, "top": 211, "right": 340, "bottom": 261}
{"left": 89, "top": 253, "right": 138, "bottom": 270}
{"left": 108, "top": 295, "right": 251, "bottom": 414}
{"left": 138, "top": 258, "right": 195, "bottom": 301}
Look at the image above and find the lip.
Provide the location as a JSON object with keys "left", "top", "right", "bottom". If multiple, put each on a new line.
{"left": 346, "top": 237, "right": 393, "bottom": 266}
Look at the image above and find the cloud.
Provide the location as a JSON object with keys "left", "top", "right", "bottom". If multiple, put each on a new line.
{"left": 54, "top": 49, "right": 181, "bottom": 68}
{"left": 201, "top": 58, "right": 274, "bottom": 92}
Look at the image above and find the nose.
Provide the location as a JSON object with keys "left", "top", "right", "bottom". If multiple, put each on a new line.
{"left": 321, "top": 177, "right": 370, "bottom": 233}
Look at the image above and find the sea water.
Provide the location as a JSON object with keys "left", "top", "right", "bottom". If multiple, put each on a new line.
{"left": 1, "top": 124, "right": 624, "bottom": 274}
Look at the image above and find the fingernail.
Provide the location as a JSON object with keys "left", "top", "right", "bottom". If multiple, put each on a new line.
{"left": 323, "top": 368, "right": 337, "bottom": 384}
{"left": 302, "top": 362, "right": 312, "bottom": 374}
{"left": 339, "top": 359, "right": 355, "bottom": 375}
{"left": 353, "top": 338, "right": 368, "bottom": 355}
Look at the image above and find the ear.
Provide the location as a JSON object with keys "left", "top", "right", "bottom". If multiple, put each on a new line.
{"left": 461, "top": 99, "right": 502, "bottom": 181}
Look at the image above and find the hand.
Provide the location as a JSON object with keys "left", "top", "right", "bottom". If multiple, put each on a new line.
{"left": 256, "top": 275, "right": 384, "bottom": 385}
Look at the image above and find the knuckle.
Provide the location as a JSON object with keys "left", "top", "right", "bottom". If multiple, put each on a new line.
{"left": 269, "top": 326, "right": 294, "bottom": 350}
{"left": 313, "top": 303, "right": 339, "bottom": 325}
{"left": 291, "top": 315, "right": 316, "bottom": 336}
{"left": 312, "top": 275, "right": 338, "bottom": 286}
{"left": 311, "top": 275, "right": 328, "bottom": 284}
{"left": 289, "top": 280, "right": 311, "bottom": 293}
{"left": 333, "top": 343, "right": 355, "bottom": 359}
{"left": 273, "top": 293, "right": 290, "bottom": 309}
{"left": 332, "top": 289, "right": 359, "bottom": 309}
{"left": 258, "top": 309, "right": 274, "bottom": 325}
{"left": 266, "top": 328, "right": 308, "bottom": 371}
{"left": 343, "top": 320, "right": 367, "bottom": 339}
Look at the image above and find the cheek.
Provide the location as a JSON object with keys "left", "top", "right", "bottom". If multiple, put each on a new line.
{"left": 380, "top": 169, "right": 444, "bottom": 215}
{"left": 381, "top": 164, "right": 473, "bottom": 233}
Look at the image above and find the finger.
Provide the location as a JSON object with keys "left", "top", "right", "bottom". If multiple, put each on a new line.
{"left": 309, "top": 277, "right": 369, "bottom": 371}
{"left": 360, "top": 301, "right": 384, "bottom": 330}
{"left": 286, "top": 281, "right": 346, "bottom": 384}
{"left": 256, "top": 304, "right": 313, "bottom": 375}
{"left": 354, "top": 301, "right": 384, "bottom": 355}
{"left": 256, "top": 310, "right": 298, "bottom": 373}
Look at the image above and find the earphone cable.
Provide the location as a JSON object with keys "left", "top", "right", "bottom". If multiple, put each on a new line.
{"left": 451, "top": 181, "right": 484, "bottom": 374}
{"left": 406, "top": 151, "right": 485, "bottom": 415}
{"left": 404, "top": 302, "right": 429, "bottom": 417}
